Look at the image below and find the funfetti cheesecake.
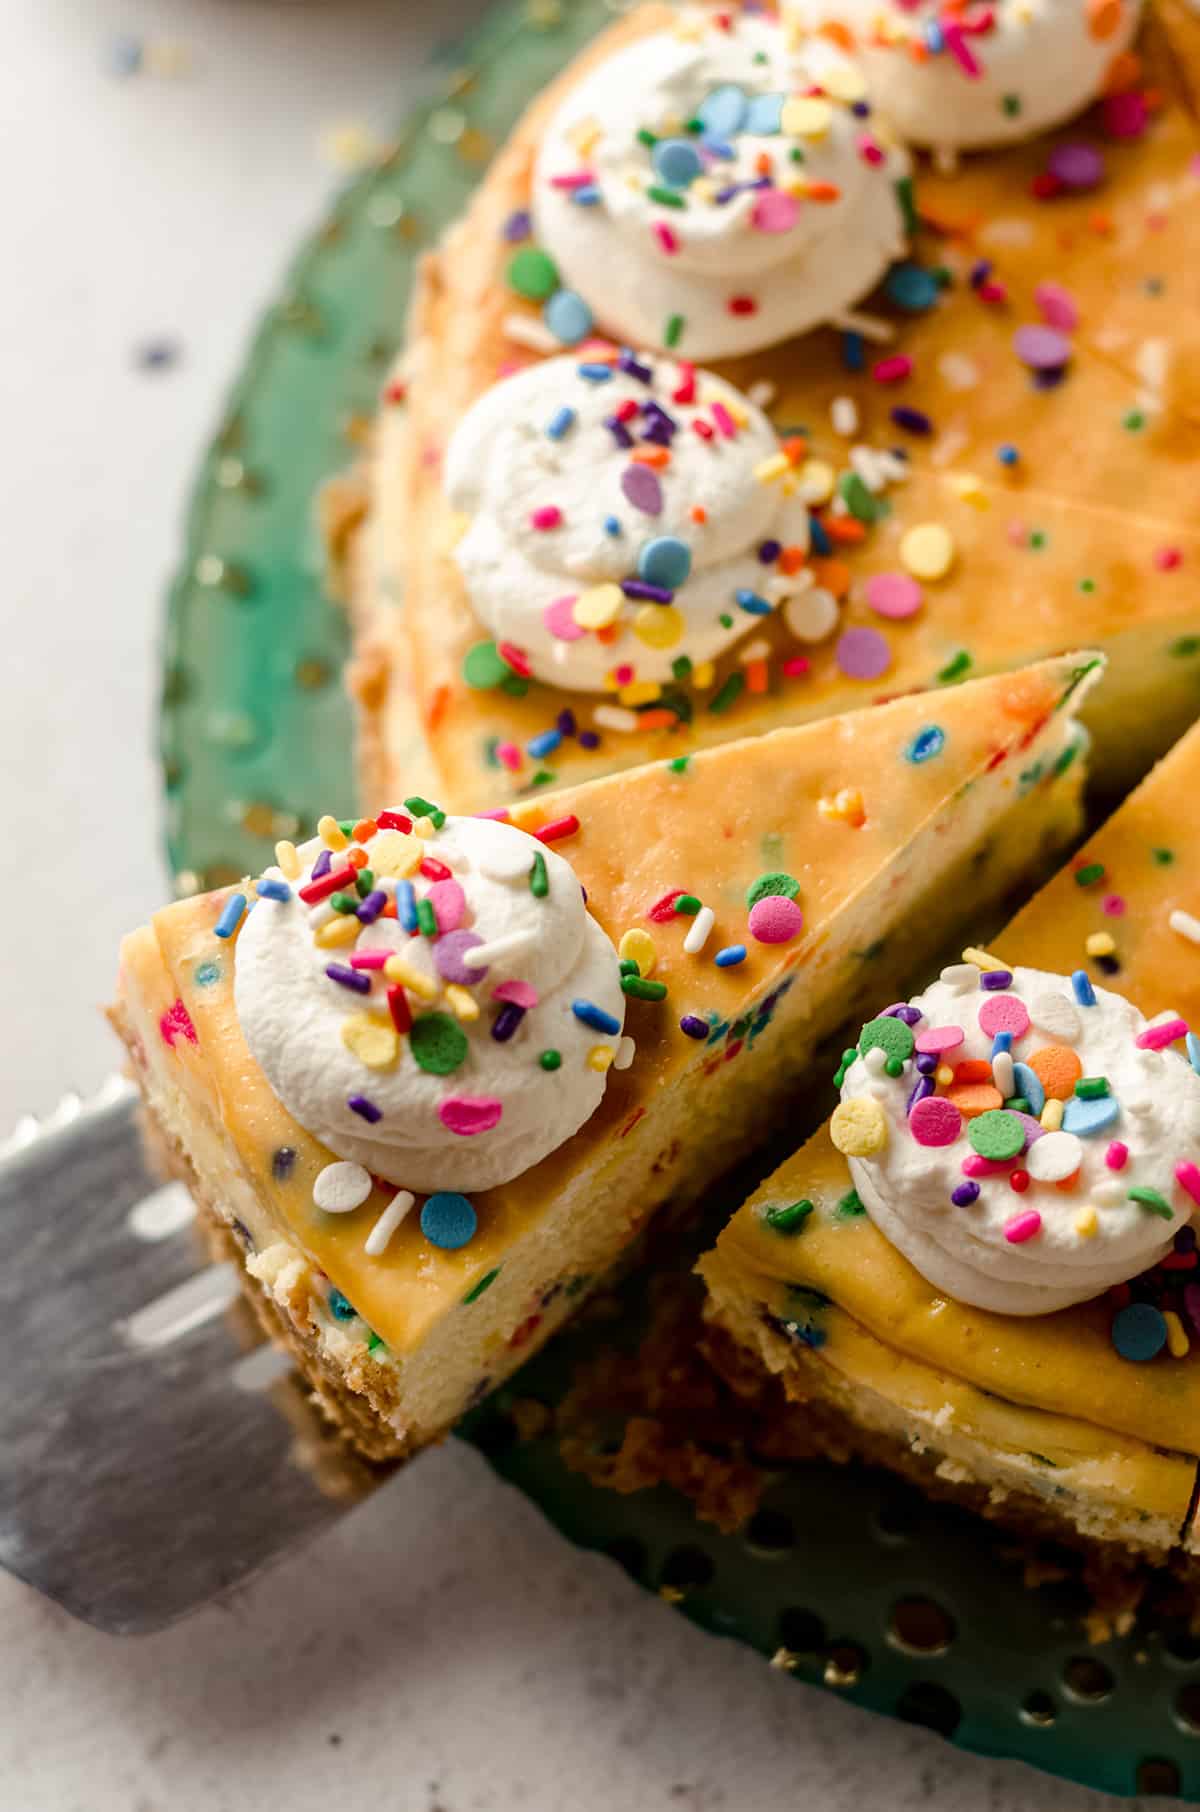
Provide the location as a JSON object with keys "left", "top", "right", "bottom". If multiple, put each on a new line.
{"left": 701, "top": 713, "right": 1200, "bottom": 1563}
{"left": 344, "top": 1, "right": 1200, "bottom": 815}
{"left": 112, "top": 653, "right": 1096, "bottom": 1461}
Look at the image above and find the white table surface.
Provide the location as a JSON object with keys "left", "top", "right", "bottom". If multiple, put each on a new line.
{"left": 0, "top": 5, "right": 1157, "bottom": 1808}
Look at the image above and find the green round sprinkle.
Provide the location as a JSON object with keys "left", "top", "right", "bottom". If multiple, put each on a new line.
{"left": 673, "top": 894, "right": 702, "bottom": 916}
{"left": 968, "top": 1109, "right": 1025, "bottom": 1162}
{"left": 404, "top": 794, "right": 446, "bottom": 828}
{"left": 463, "top": 1267, "right": 501, "bottom": 1305}
{"left": 462, "top": 641, "right": 510, "bottom": 690}
{"left": 1129, "top": 1186, "right": 1174, "bottom": 1219}
{"left": 884, "top": 1057, "right": 905, "bottom": 1078}
{"left": 746, "top": 871, "right": 801, "bottom": 908}
{"left": 539, "top": 1049, "right": 562, "bottom": 1071}
{"left": 330, "top": 891, "right": 358, "bottom": 915}
{"left": 1074, "top": 863, "right": 1105, "bottom": 889}
{"left": 622, "top": 976, "right": 668, "bottom": 1001}
{"left": 507, "top": 246, "right": 559, "bottom": 300}
{"left": 764, "top": 1199, "right": 814, "bottom": 1235}
{"left": 836, "top": 1189, "right": 865, "bottom": 1218}
{"left": 409, "top": 1012, "right": 468, "bottom": 1075}
{"left": 859, "top": 1016, "right": 915, "bottom": 1065}
{"left": 1075, "top": 1076, "right": 1110, "bottom": 1099}
{"left": 667, "top": 754, "right": 691, "bottom": 774}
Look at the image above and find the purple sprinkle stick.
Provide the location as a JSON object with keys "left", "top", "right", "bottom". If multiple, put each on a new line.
{"left": 907, "top": 1076, "right": 935, "bottom": 1114}
{"left": 355, "top": 889, "right": 387, "bottom": 925}
{"left": 326, "top": 963, "right": 371, "bottom": 994}
{"left": 617, "top": 351, "right": 653, "bottom": 383}
{"left": 951, "top": 1181, "right": 981, "bottom": 1207}
{"left": 491, "top": 1002, "right": 527, "bottom": 1043}
{"left": 642, "top": 401, "right": 678, "bottom": 441}
{"left": 915, "top": 1053, "right": 938, "bottom": 1076}
{"left": 348, "top": 1094, "right": 382, "bottom": 1123}
{"left": 311, "top": 847, "right": 333, "bottom": 881}
{"left": 836, "top": 626, "right": 891, "bottom": 681}
{"left": 604, "top": 415, "right": 635, "bottom": 450}
{"left": 621, "top": 579, "right": 675, "bottom": 603}
{"left": 503, "top": 208, "right": 532, "bottom": 242}
{"left": 620, "top": 465, "right": 663, "bottom": 515}
{"left": 981, "top": 969, "right": 1014, "bottom": 990}
{"left": 557, "top": 707, "right": 577, "bottom": 737}
{"left": 679, "top": 1014, "right": 708, "bottom": 1040}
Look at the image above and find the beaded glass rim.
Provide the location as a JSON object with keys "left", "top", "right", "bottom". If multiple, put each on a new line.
{"left": 161, "top": 0, "right": 1200, "bottom": 1795}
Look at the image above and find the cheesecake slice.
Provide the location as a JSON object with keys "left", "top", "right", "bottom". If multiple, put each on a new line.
{"left": 345, "top": 4, "right": 1200, "bottom": 812}
{"left": 112, "top": 654, "right": 1096, "bottom": 1460}
{"left": 701, "top": 713, "right": 1200, "bottom": 1561}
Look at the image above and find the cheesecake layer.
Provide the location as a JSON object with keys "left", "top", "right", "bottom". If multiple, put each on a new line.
{"left": 702, "top": 714, "right": 1200, "bottom": 1555}
{"left": 115, "top": 655, "right": 1094, "bottom": 1457}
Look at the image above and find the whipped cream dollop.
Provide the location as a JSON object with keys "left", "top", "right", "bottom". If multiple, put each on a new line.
{"left": 791, "top": 0, "right": 1143, "bottom": 152}
{"left": 445, "top": 351, "right": 815, "bottom": 692}
{"left": 832, "top": 963, "right": 1200, "bottom": 1315}
{"left": 531, "top": 9, "right": 910, "bottom": 360}
{"left": 235, "top": 811, "right": 625, "bottom": 1194}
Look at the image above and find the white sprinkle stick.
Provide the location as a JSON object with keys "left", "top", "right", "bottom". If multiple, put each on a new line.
{"left": 1170, "top": 909, "right": 1200, "bottom": 946}
{"left": 829, "top": 307, "right": 896, "bottom": 345}
{"left": 830, "top": 395, "right": 858, "bottom": 437}
{"left": 614, "top": 1036, "right": 637, "bottom": 1072}
{"left": 463, "top": 928, "right": 539, "bottom": 969}
{"left": 502, "top": 313, "right": 559, "bottom": 353}
{"left": 593, "top": 705, "right": 640, "bottom": 733}
{"left": 992, "top": 1051, "right": 1015, "bottom": 1098}
{"left": 365, "top": 1190, "right": 415, "bottom": 1256}
{"left": 683, "top": 905, "right": 715, "bottom": 955}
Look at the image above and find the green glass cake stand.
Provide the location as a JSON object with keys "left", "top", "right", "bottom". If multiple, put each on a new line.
{"left": 161, "top": 1, "right": 1200, "bottom": 1794}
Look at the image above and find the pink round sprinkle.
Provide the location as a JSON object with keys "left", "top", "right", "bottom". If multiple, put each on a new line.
{"left": 543, "top": 594, "right": 584, "bottom": 642}
{"left": 836, "top": 626, "right": 891, "bottom": 680}
{"left": 1154, "top": 547, "right": 1183, "bottom": 572}
{"left": 978, "top": 994, "right": 1031, "bottom": 1040}
{"left": 1103, "top": 89, "right": 1148, "bottom": 139}
{"left": 428, "top": 879, "right": 466, "bottom": 934}
{"left": 910, "top": 1096, "right": 963, "bottom": 1148}
{"left": 977, "top": 279, "right": 1008, "bottom": 305}
{"left": 1004, "top": 1209, "right": 1042, "bottom": 1245}
{"left": 1047, "top": 143, "right": 1104, "bottom": 190}
{"left": 751, "top": 190, "right": 800, "bottom": 234}
{"left": 1034, "top": 281, "right": 1078, "bottom": 332}
{"left": 962, "top": 1154, "right": 1009, "bottom": 1178}
{"left": 872, "top": 354, "right": 913, "bottom": 384}
{"left": 1014, "top": 324, "right": 1072, "bottom": 371}
{"left": 530, "top": 505, "right": 563, "bottom": 531}
{"left": 493, "top": 979, "right": 538, "bottom": 1009}
{"left": 1105, "top": 1140, "right": 1129, "bottom": 1172}
{"left": 1176, "top": 1161, "right": 1200, "bottom": 1208}
{"left": 865, "top": 572, "right": 923, "bottom": 620}
{"left": 1137, "top": 1016, "right": 1189, "bottom": 1051}
{"left": 748, "top": 895, "right": 803, "bottom": 944}
{"left": 857, "top": 133, "right": 885, "bottom": 167}
{"left": 495, "top": 742, "right": 522, "bottom": 773}
{"left": 915, "top": 1024, "right": 964, "bottom": 1055}
{"left": 1102, "top": 893, "right": 1126, "bottom": 917}
{"left": 439, "top": 1095, "right": 503, "bottom": 1136}
{"left": 782, "top": 656, "right": 810, "bottom": 678}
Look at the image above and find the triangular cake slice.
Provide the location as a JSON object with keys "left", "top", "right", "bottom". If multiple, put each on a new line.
{"left": 112, "top": 654, "right": 1097, "bottom": 1461}
{"left": 345, "top": 4, "right": 1200, "bottom": 813}
{"left": 702, "top": 712, "right": 1200, "bottom": 1562}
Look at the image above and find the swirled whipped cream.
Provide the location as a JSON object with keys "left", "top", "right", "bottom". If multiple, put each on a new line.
{"left": 234, "top": 809, "right": 625, "bottom": 1194}
{"left": 790, "top": 0, "right": 1142, "bottom": 152}
{"left": 531, "top": 9, "right": 910, "bottom": 360}
{"left": 445, "top": 351, "right": 814, "bottom": 692}
{"left": 831, "top": 963, "right": 1200, "bottom": 1315}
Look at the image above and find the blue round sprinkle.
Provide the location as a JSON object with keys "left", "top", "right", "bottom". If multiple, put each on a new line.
{"left": 194, "top": 960, "right": 221, "bottom": 988}
{"left": 637, "top": 535, "right": 692, "bottom": 590}
{"left": 328, "top": 1287, "right": 356, "bottom": 1322}
{"left": 1011, "top": 1061, "right": 1046, "bottom": 1117}
{"left": 1062, "top": 1094, "right": 1121, "bottom": 1137}
{"left": 715, "top": 944, "right": 747, "bottom": 968}
{"left": 884, "top": 262, "right": 940, "bottom": 313}
{"left": 421, "top": 1191, "right": 478, "bottom": 1251}
{"left": 906, "top": 725, "right": 945, "bottom": 764}
{"left": 1112, "top": 1302, "right": 1167, "bottom": 1363}
{"left": 697, "top": 83, "right": 748, "bottom": 137}
{"left": 652, "top": 137, "right": 703, "bottom": 187}
{"left": 543, "top": 288, "right": 594, "bottom": 346}
{"left": 604, "top": 515, "right": 622, "bottom": 537}
{"left": 743, "top": 91, "right": 785, "bottom": 136}
{"left": 996, "top": 443, "right": 1020, "bottom": 466}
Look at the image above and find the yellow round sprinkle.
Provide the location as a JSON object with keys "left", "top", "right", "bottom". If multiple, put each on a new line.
{"left": 1040, "top": 1098, "right": 1065, "bottom": 1131}
{"left": 782, "top": 95, "right": 832, "bottom": 138}
{"left": 821, "top": 62, "right": 867, "bottom": 102}
{"left": 444, "top": 983, "right": 481, "bottom": 1022}
{"left": 368, "top": 829, "right": 422, "bottom": 877}
{"left": 1085, "top": 932, "right": 1116, "bottom": 958}
{"left": 830, "top": 1096, "right": 888, "bottom": 1158}
{"left": 1165, "top": 1309, "right": 1190, "bottom": 1358}
{"left": 619, "top": 679, "right": 663, "bottom": 707}
{"left": 691, "top": 660, "right": 716, "bottom": 689}
{"left": 899, "top": 522, "right": 956, "bottom": 581}
{"left": 412, "top": 817, "right": 436, "bottom": 839}
{"left": 944, "top": 473, "right": 988, "bottom": 508}
{"left": 383, "top": 955, "right": 438, "bottom": 1000}
{"left": 1074, "top": 1206, "right": 1098, "bottom": 1239}
{"left": 315, "top": 917, "right": 360, "bottom": 949}
{"left": 935, "top": 1064, "right": 955, "bottom": 1088}
{"left": 573, "top": 583, "right": 624, "bottom": 630}
{"left": 318, "top": 814, "right": 348, "bottom": 851}
{"left": 341, "top": 1013, "right": 399, "bottom": 1070}
{"left": 275, "top": 840, "right": 301, "bottom": 880}
{"left": 799, "top": 458, "right": 835, "bottom": 504}
{"left": 587, "top": 1044, "right": 614, "bottom": 1073}
{"left": 619, "top": 928, "right": 657, "bottom": 976}
{"left": 633, "top": 605, "right": 685, "bottom": 651}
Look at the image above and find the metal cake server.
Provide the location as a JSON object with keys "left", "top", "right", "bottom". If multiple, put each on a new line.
{"left": 0, "top": 1081, "right": 390, "bottom": 1634}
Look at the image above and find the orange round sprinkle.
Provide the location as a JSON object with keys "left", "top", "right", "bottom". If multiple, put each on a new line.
{"left": 946, "top": 1082, "right": 1004, "bottom": 1119}
{"left": 1103, "top": 47, "right": 1141, "bottom": 91}
{"left": 1087, "top": 0, "right": 1123, "bottom": 41}
{"left": 1054, "top": 1170, "right": 1082, "bottom": 1192}
{"left": 810, "top": 557, "right": 851, "bottom": 600}
{"left": 778, "top": 543, "right": 808, "bottom": 575}
{"left": 353, "top": 818, "right": 378, "bottom": 843}
{"left": 953, "top": 1059, "right": 993, "bottom": 1085}
{"left": 1029, "top": 1044, "right": 1083, "bottom": 1100}
{"left": 691, "top": 504, "right": 708, "bottom": 524}
{"left": 346, "top": 847, "right": 368, "bottom": 871}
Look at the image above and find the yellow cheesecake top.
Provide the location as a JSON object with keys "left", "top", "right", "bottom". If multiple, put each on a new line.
{"left": 714, "top": 715, "right": 1200, "bottom": 1454}
{"left": 121, "top": 654, "right": 1093, "bottom": 1356}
